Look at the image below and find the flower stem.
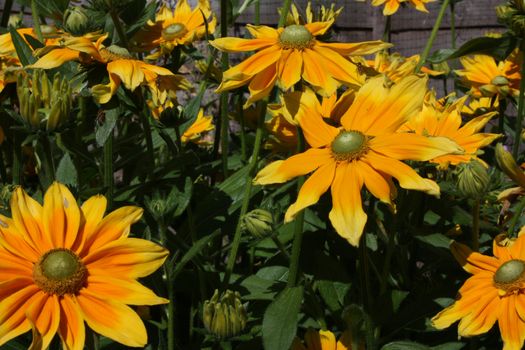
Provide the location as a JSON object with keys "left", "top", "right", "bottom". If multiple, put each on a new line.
{"left": 359, "top": 236, "right": 375, "bottom": 349}
{"left": 140, "top": 108, "right": 155, "bottom": 179}
{"left": 104, "top": 133, "right": 114, "bottom": 208}
{"left": 278, "top": 0, "right": 293, "bottom": 27}
{"left": 11, "top": 132, "right": 22, "bottom": 185}
{"left": 415, "top": 0, "right": 450, "bottom": 73}
{"left": 30, "top": 0, "right": 43, "bottom": 42}
{"left": 237, "top": 93, "right": 247, "bottom": 163}
{"left": 287, "top": 131, "right": 306, "bottom": 288}
{"left": 450, "top": 1, "right": 456, "bottom": 49}
{"left": 222, "top": 100, "right": 267, "bottom": 287}
{"left": 39, "top": 135, "right": 56, "bottom": 189}
{"left": 471, "top": 199, "right": 480, "bottom": 252}
{"left": 254, "top": 0, "right": 260, "bottom": 25}
{"left": 508, "top": 195, "right": 525, "bottom": 237}
{"left": 109, "top": 10, "right": 129, "bottom": 49}
{"left": 1, "top": 0, "right": 14, "bottom": 27}
{"left": 383, "top": 15, "right": 391, "bottom": 43}
{"left": 220, "top": 0, "right": 230, "bottom": 178}
{"left": 512, "top": 40, "right": 525, "bottom": 158}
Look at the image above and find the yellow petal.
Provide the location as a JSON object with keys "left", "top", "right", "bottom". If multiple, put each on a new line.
{"left": 301, "top": 48, "right": 339, "bottom": 96}
{"left": 91, "top": 72, "right": 121, "bottom": 104}
{"left": 245, "top": 64, "right": 278, "bottom": 107}
{"left": 0, "top": 214, "right": 40, "bottom": 261}
{"left": 58, "top": 296, "right": 85, "bottom": 350}
{"left": 298, "top": 110, "right": 339, "bottom": 148}
{"left": 43, "top": 182, "right": 81, "bottom": 249}
{"left": 457, "top": 289, "right": 499, "bottom": 336}
{"left": 328, "top": 162, "right": 367, "bottom": 246}
{"left": 76, "top": 291, "right": 147, "bottom": 347}
{"left": 210, "top": 37, "right": 277, "bottom": 53}
{"left": 75, "top": 194, "right": 107, "bottom": 253}
{"left": 278, "top": 49, "right": 303, "bottom": 90}
{"left": 30, "top": 48, "right": 80, "bottom": 69}
{"left": 223, "top": 46, "right": 282, "bottom": 80}
{"left": 499, "top": 296, "right": 525, "bottom": 350}
{"left": 357, "top": 161, "right": 393, "bottom": 205}
{"left": 26, "top": 292, "right": 60, "bottom": 350}
{"left": 285, "top": 162, "right": 336, "bottom": 221}
{"left": 254, "top": 148, "right": 333, "bottom": 185}
{"left": 304, "top": 21, "right": 333, "bottom": 36}
{"left": 450, "top": 241, "right": 500, "bottom": 274}
{"left": 246, "top": 24, "right": 279, "bottom": 39}
{"left": 0, "top": 283, "right": 39, "bottom": 345}
{"left": 86, "top": 275, "right": 168, "bottom": 305}
{"left": 318, "top": 40, "right": 392, "bottom": 56}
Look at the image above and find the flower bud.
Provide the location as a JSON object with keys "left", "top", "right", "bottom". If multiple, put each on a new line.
{"left": 7, "top": 14, "right": 23, "bottom": 28}
{"left": 17, "top": 70, "right": 71, "bottom": 132}
{"left": 496, "top": 143, "right": 525, "bottom": 188}
{"left": 64, "top": 7, "right": 90, "bottom": 36}
{"left": 203, "top": 289, "right": 247, "bottom": 339}
{"left": 456, "top": 160, "right": 490, "bottom": 198}
{"left": 241, "top": 209, "right": 274, "bottom": 239}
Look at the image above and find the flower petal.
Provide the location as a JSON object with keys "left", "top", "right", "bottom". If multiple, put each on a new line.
{"left": 91, "top": 72, "right": 121, "bottom": 104}
{"left": 317, "top": 40, "right": 392, "bottom": 56}
{"left": 58, "top": 296, "right": 85, "bottom": 350}
{"left": 357, "top": 161, "right": 393, "bottom": 205}
{"left": 254, "top": 148, "right": 333, "bottom": 185}
{"left": 328, "top": 162, "right": 367, "bottom": 246}
{"left": 222, "top": 46, "right": 282, "bottom": 80}
{"left": 73, "top": 194, "right": 107, "bottom": 254}
{"left": 26, "top": 292, "right": 60, "bottom": 350}
{"left": 30, "top": 48, "right": 80, "bottom": 69}
{"left": 457, "top": 288, "right": 500, "bottom": 336}
{"left": 499, "top": 296, "right": 525, "bottom": 350}
{"left": 278, "top": 49, "right": 303, "bottom": 90}
{"left": 0, "top": 214, "right": 40, "bottom": 261}
{"left": 304, "top": 21, "right": 333, "bottom": 36}
{"left": 245, "top": 63, "right": 278, "bottom": 107}
{"left": 301, "top": 48, "right": 339, "bottom": 97}
{"left": 297, "top": 112, "right": 339, "bottom": 148}
{"left": 285, "top": 162, "right": 336, "bottom": 222}
{"left": 0, "top": 283, "right": 39, "bottom": 345}
{"left": 43, "top": 182, "right": 81, "bottom": 249}
{"left": 210, "top": 37, "right": 276, "bottom": 52}
{"left": 86, "top": 275, "right": 168, "bottom": 305}
{"left": 450, "top": 241, "right": 500, "bottom": 274}
{"left": 83, "top": 237, "right": 168, "bottom": 279}
{"left": 76, "top": 290, "right": 147, "bottom": 347}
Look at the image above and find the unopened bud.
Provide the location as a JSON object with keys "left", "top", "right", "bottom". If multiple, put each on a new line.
{"left": 64, "top": 7, "right": 90, "bottom": 36}
{"left": 203, "top": 289, "right": 247, "bottom": 339}
{"left": 7, "top": 14, "right": 23, "bottom": 28}
{"left": 456, "top": 160, "right": 490, "bottom": 198}
{"left": 241, "top": 209, "right": 274, "bottom": 239}
{"left": 496, "top": 143, "right": 525, "bottom": 188}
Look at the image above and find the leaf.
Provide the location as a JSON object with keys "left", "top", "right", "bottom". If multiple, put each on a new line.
{"left": 180, "top": 81, "right": 207, "bottom": 135}
{"left": 172, "top": 177, "right": 193, "bottom": 217}
{"left": 95, "top": 108, "right": 119, "bottom": 146}
{"left": 262, "top": 286, "right": 304, "bottom": 350}
{"left": 9, "top": 27, "right": 36, "bottom": 66}
{"left": 56, "top": 153, "right": 78, "bottom": 188}
{"left": 415, "top": 233, "right": 452, "bottom": 249}
{"left": 34, "top": 0, "right": 70, "bottom": 19}
{"left": 316, "top": 280, "right": 350, "bottom": 312}
{"left": 170, "top": 230, "right": 220, "bottom": 280}
{"left": 381, "top": 341, "right": 430, "bottom": 350}
{"left": 232, "top": 0, "right": 258, "bottom": 20}
{"left": 426, "top": 35, "right": 518, "bottom": 63}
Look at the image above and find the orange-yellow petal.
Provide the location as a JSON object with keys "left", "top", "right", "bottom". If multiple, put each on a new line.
{"left": 278, "top": 49, "right": 303, "bottom": 90}
{"left": 86, "top": 275, "right": 168, "bottom": 305}
{"left": 0, "top": 283, "right": 39, "bottom": 345}
{"left": 58, "top": 296, "right": 85, "bottom": 350}
{"left": 328, "top": 162, "right": 367, "bottom": 246}
{"left": 210, "top": 37, "right": 276, "bottom": 52}
{"left": 26, "top": 292, "right": 60, "bottom": 350}
{"left": 450, "top": 241, "right": 500, "bottom": 274}
{"left": 30, "top": 48, "right": 80, "bottom": 69}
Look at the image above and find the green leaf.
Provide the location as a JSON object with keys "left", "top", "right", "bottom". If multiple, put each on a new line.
{"left": 427, "top": 35, "right": 518, "bottom": 63}
{"left": 180, "top": 81, "right": 207, "bottom": 135}
{"left": 381, "top": 341, "right": 430, "bottom": 350}
{"left": 9, "top": 27, "right": 36, "bottom": 66}
{"left": 56, "top": 152, "right": 78, "bottom": 188}
{"left": 414, "top": 233, "right": 452, "bottom": 249}
{"left": 262, "top": 286, "right": 304, "bottom": 350}
{"left": 170, "top": 230, "right": 220, "bottom": 280}
{"left": 172, "top": 177, "right": 193, "bottom": 217}
{"left": 232, "top": 0, "right": 258, "bottom": 20}
{"left": 95, "top": 108, "right": 119, "bottom": 146}
{"left": 316, "top": 280, "right": 350, "bottom": 312}
{"left": 34, "top": 0, "right": 70, "bottom": 19}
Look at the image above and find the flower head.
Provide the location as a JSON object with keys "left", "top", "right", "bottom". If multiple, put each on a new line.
{"left": 132, "top": 0, "right": 216, "bottom": 59}
{"left": 0, "top": 183, "right": 168, "bottom": 349}
{"left": 181, "top": 109, "right": 214, "bottom": 145}
{"left": 30, "top": 34, "right": 189, "bottom": 104}
{"left": 254, "top": 76, "right": 463, "bottom": 245}
{"left": 432, "top": 235, "right": 525, "bottom": 350}
{"left": 456, "top": 51, "right": 521, "bottom": 99}
{"left": 292, "top": 329, "right": 358, "bottom": 350}
{"left": 372, "top": 0, "right": 436, "bottom": 16}
{"left": 211, "top": 23, "right": 391, "bottom": 106}
{"left": 402, "top": 94, "right": 501, "bottom": 168}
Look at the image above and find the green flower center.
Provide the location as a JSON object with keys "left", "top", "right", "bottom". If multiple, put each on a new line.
{"left": 491, "top": 75, "right": 510, "bottom": 86}
{"left": 33, "top": 248, "right": 87, "bottom": 295}
{"left": 494, "top": 259, "right": 525, "bottom": 284}
{"left": 331, "top": 130, "right": 368, "bottom": 161}
{"left": 162, "top": 23, "right": 187, "bottom": 41}
{"left": 100, "top": 45, "right": 133, "bottom": 61}
{"left": 279, "top": 25, "right": 314, "bottom": 49}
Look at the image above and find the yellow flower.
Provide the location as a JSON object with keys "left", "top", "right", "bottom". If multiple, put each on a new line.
{"left": 432, "top": 236, "right": 525, "bottom": 350}
{"left": 0, "top": 183, "right": 168, "bottom": 349}
{"left": 402, "top": 94, "right": 501, "bottom": 168}
{"left": 132, "top": 0, "right": 216, "bottom": 59}
{"left": 456, "top": 51, "right": 521, "bottom": 99}
{"left": 181, "top": 109, "right": 214, "bottom": 144}
{"left": 372, "top": 0, "right": 436, "bottom": 15}
{"left": 292, "top": 329, "right": 358, "bottom": 350}
{"left": 266, "top": 104, "right": 299, "bottom": 151}
{"left": 254, "top": 76, "right": 463, "bottom": 245}
{"left": 30, "top": 34, "right": 189, "bottom": 104}
{"left": 0, "top": 54, "right": 23, "bottom": 93}
{"left": 210, "top": 22, "right": 391, "bottom": 106}
{"left": 462, "top": 96, "right": 499, "bottom": 117}
{"left": 287, "top": 2, "right": 343, "bottom": 25}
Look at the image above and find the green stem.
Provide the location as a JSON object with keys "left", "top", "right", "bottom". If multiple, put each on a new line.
{"left": 382, "top": 15, "right": 391, "bottom": 43}
{"left": 140, "top": 110, "right": 155, "bottom": 179}
{"left": 237, "top": 94, "right": 247, "bottom": 163}
{"left": 278, "top": 0, "right": 293, "bottom": 27}
{"left": 103, "top": 133, "right": 114, "bottom": 208}
{"left": 109, "top": 10, "right": 129, "bottom": 49}
{"left": 415, "top": 0, "right": 450, "bottom": 73}
{"left": 271, "top": 235, "right": 290, "bottom": 260}
{"left": 85, "top": 329, "right": 99, "bottom": 350}
{"left": 254, "top": 0, "right": 260, "bottom": 25}
{"left": 508, "top": 195, "right": 525, "bottom": 237}
{"left": 30, "top": 0, "right": 43, "bottom": 42}
{"left": 11, "top": 133, "right": 21, "bottom": 185}
{"left": 359, "top": 236, "right": 375, "bottom": 349}
{"left": 39, "top": 135, "right": 56, "bottom": 188}
{"left": 159, "top": 223, "right": 175, "bottom": 350}
{"left": 219, "top": 0, "right": 230, "bottom": 177}
{"left": 512, "top": 41, "right": 525, "bottom": 158}
{"left": 450, "top": 2, "right": 456, "bottom": 49}
{"left": 222, "top": 100, "right": 267, "bottom": 287}
{"left": 1, "top": 0, "right": 14, "bottom": 27}
{"left": 471, "top": 199, "right": 480, "bottom": 252}
{"left": 498, "top": 99, "right": 507, "bottom": 134}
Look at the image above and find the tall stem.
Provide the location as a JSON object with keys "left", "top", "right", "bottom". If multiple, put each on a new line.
{"left": 450, "top": 2, "right": 456, "bottom": 49}
{"left": 140, "top": 109, "right": 155, "bottom": 179}
{"left": 30, "top": 0, "right": 43, "bottom": 41}
{"left": 278, "top": 0, "right": 293, "bottom": 27}
{"left": 39, "top": 135, "right": 56, "bottom": 188}
{"left": 508, "top": 195, "right": 525, "bottom": 237}
{"left": 512, "top": 40, "right": 525, "bottom": 158}
{"left": 382, "top": 15, "right": 391, "bottom": 43}
{"left": 1, "top": 0, "right": 14, "bottom": 27}
{"left": 219, "top": 0, "right": 230, "bottom": 177}
{"left": 254, "top": 0, "right": 260, "bottom": 25}
{"left": 222, "top": 101, "right": 267, "bottom": 287}
{"left": 415, "top": 0, "right": 450, "bottom": 73}
{"left": 287, "top": 131, "right": 305, "bottom": 288}
{"left": 359, "top": 237, "right": 375, "bottom": 349}
{"left": 11, "top": 133, "right": 22, "bottom": 185}
{"left": 109, "top": 10, "right": 129, "bottom": 49}
{"left": 104, "top": 133, "right": 114, "bottom": 208}
{"left": 471, "top": 199, "right": 480, "bottom": 252}
{"left": 237, "top": 94, "right": 247, "bottom": 163}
